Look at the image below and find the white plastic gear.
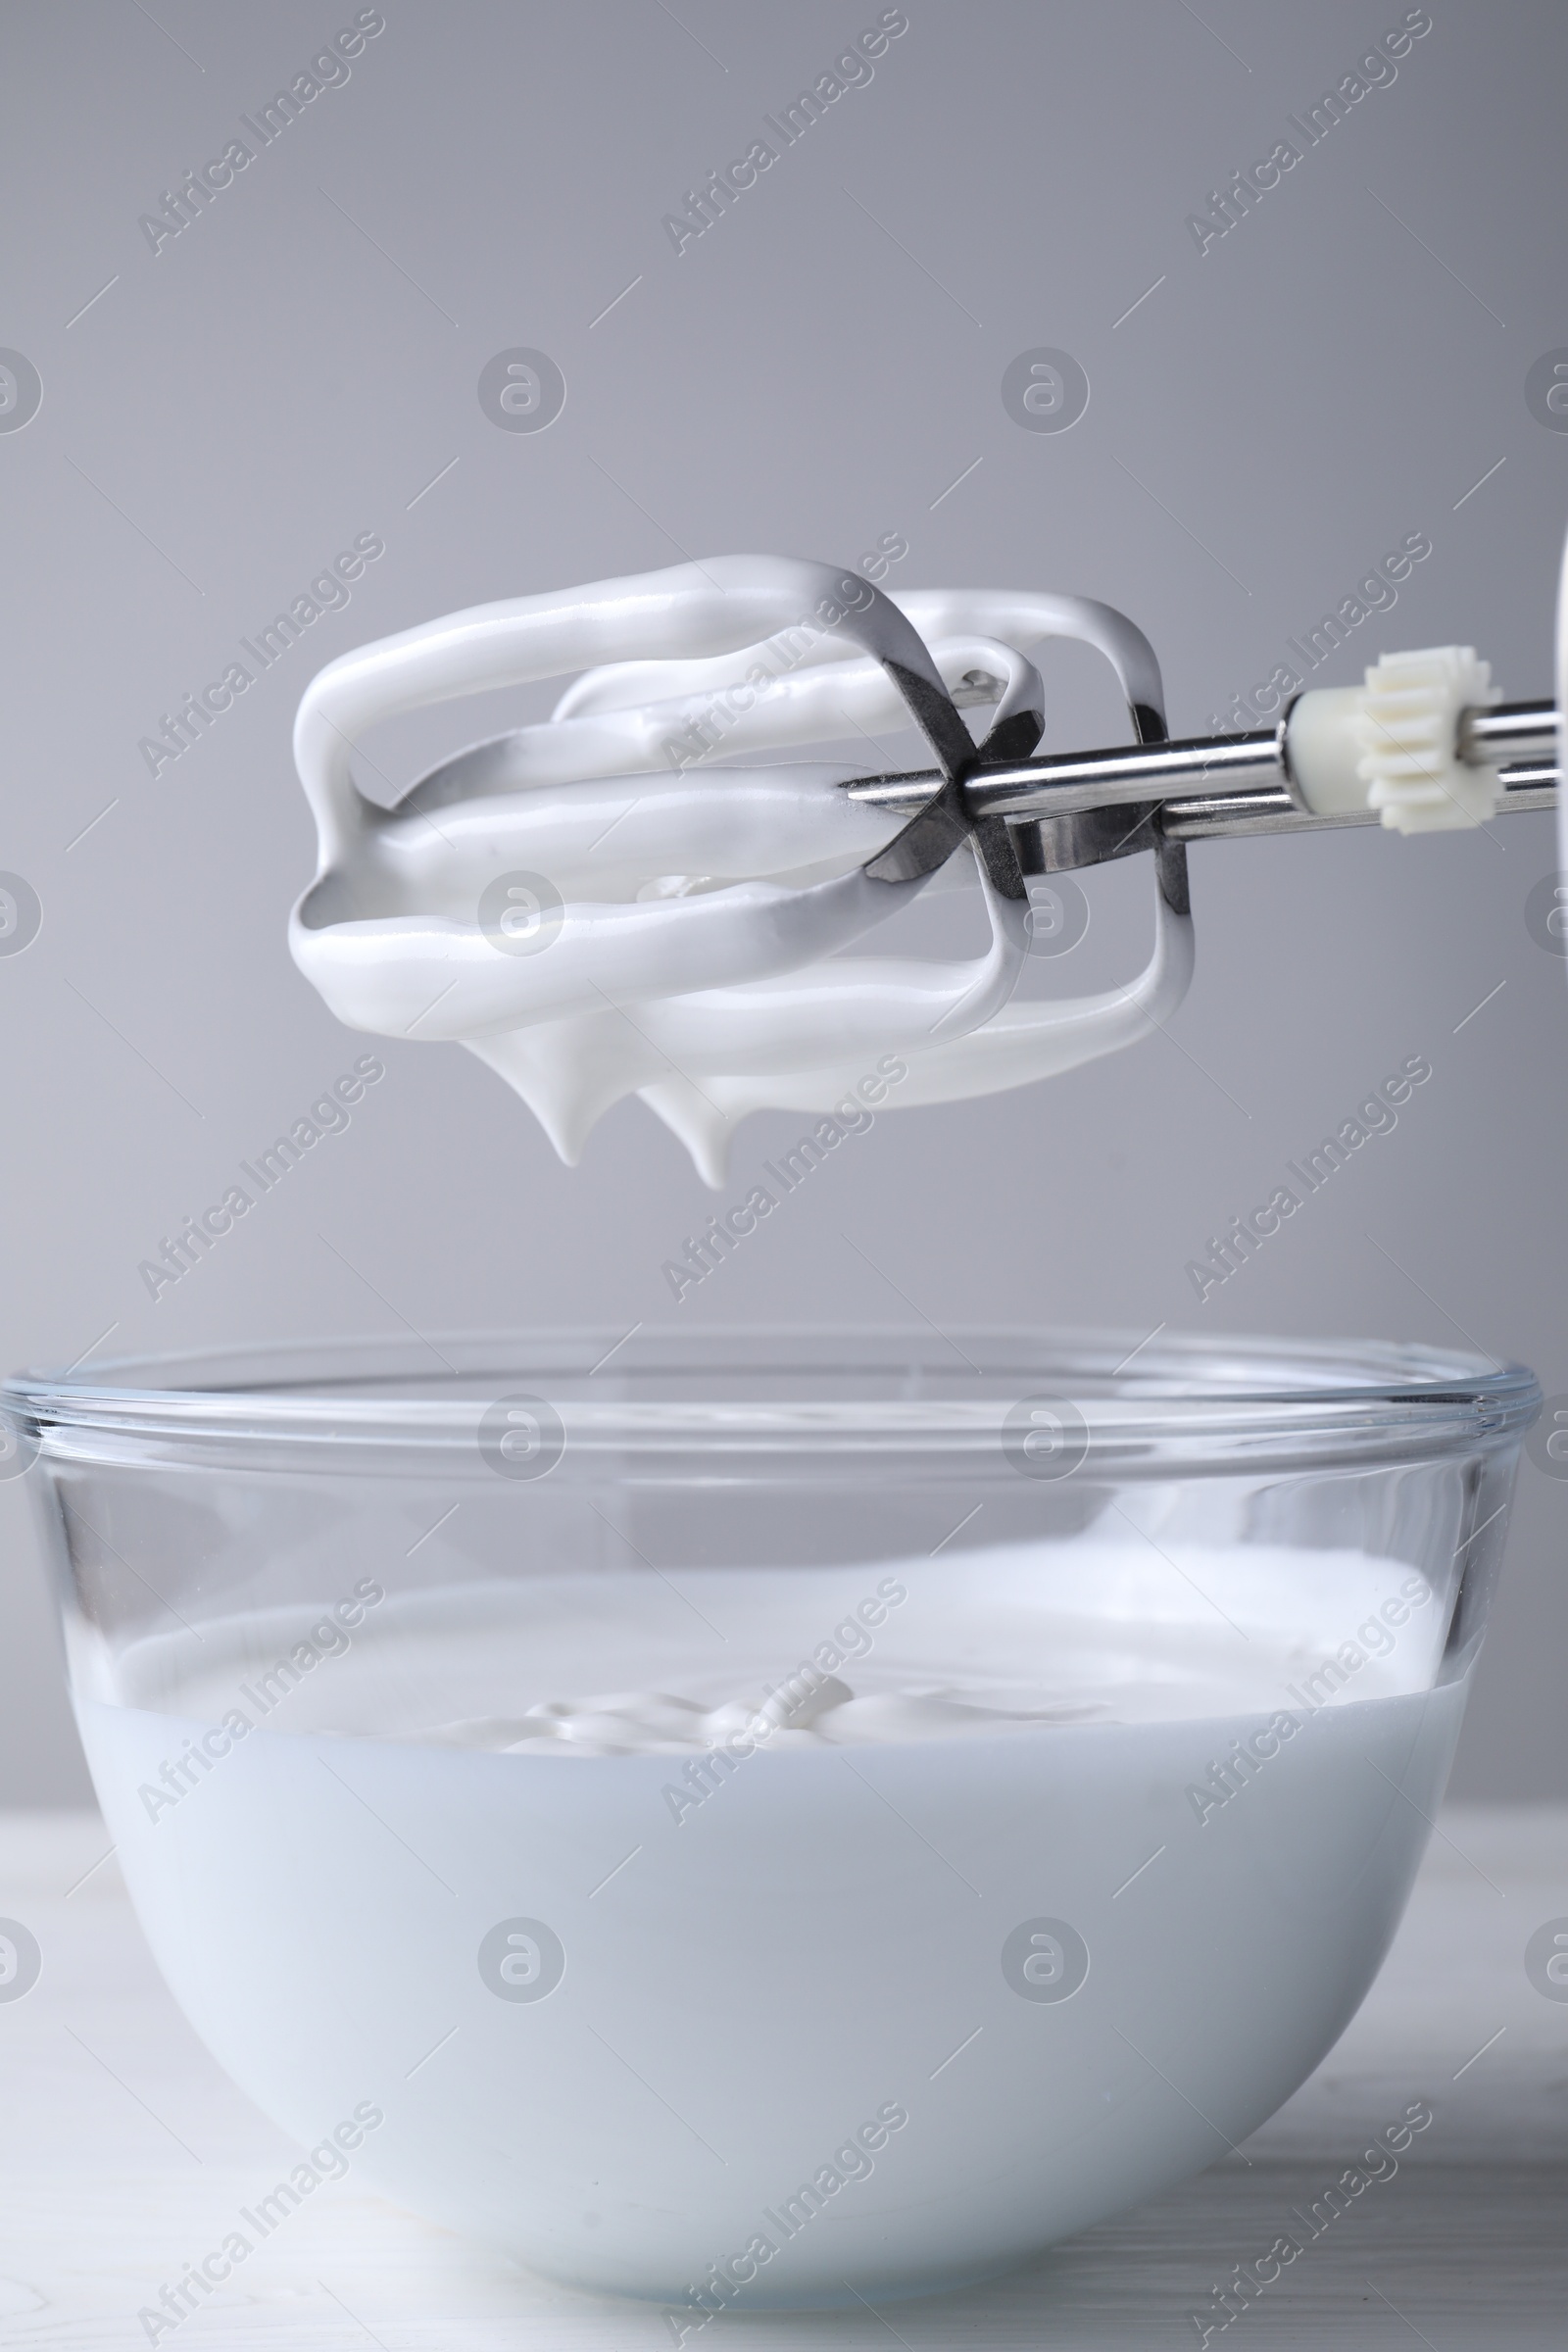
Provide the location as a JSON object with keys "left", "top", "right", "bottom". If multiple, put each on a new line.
{"left": 1353, "top": 645, "right": 1502, "bottom": 833}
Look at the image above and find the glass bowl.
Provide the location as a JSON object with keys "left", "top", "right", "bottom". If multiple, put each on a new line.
{"left": 5, "top": 1327, "right": 1538, "bottom": 2312}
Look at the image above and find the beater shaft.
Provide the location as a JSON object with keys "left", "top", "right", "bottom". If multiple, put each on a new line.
{"left": 843, "top": 700, "right": 1556, "bottom": 847}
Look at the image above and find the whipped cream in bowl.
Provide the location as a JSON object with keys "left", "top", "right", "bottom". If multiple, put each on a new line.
{"left": 10, "top": 1327, "right": 1536, "bottom": 2309}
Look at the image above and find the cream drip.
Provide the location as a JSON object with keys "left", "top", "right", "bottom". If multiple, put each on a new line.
{"left": 290, "top": 556, "right": 1194, "bottom": 1183}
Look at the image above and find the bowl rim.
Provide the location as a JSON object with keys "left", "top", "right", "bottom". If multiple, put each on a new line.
{"left": 2, "top": 1324, "right": 1541, "bottom": 1470}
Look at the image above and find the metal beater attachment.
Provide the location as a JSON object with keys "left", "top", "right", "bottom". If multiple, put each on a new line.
{"left": 843, "top": 651, "right": 1557, "bottom": 881}
{"left": 287, "top": 552, "right": 1561, "bottom": 1184}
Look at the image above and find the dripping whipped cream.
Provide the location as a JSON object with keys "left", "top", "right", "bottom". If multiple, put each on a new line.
{"left": 290, "top": 555, "right": 1194, "bottom": 1184}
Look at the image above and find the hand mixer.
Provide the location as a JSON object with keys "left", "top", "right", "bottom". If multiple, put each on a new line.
{"left": 289, "top": 545, "right": 1563, "bottom": 1184}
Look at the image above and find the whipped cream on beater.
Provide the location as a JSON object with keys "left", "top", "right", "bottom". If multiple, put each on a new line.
{"left": 290, "top": 556, "right": 1194, "bottom": 1182}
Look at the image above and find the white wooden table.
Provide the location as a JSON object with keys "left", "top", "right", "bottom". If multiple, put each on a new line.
{"left": 2, "top": 1806, "right": 1565, "bottom": 2348}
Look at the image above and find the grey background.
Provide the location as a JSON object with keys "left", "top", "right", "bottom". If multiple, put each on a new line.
{"left": 2, "top": 0, "right": 1565, "bottom": 1804}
